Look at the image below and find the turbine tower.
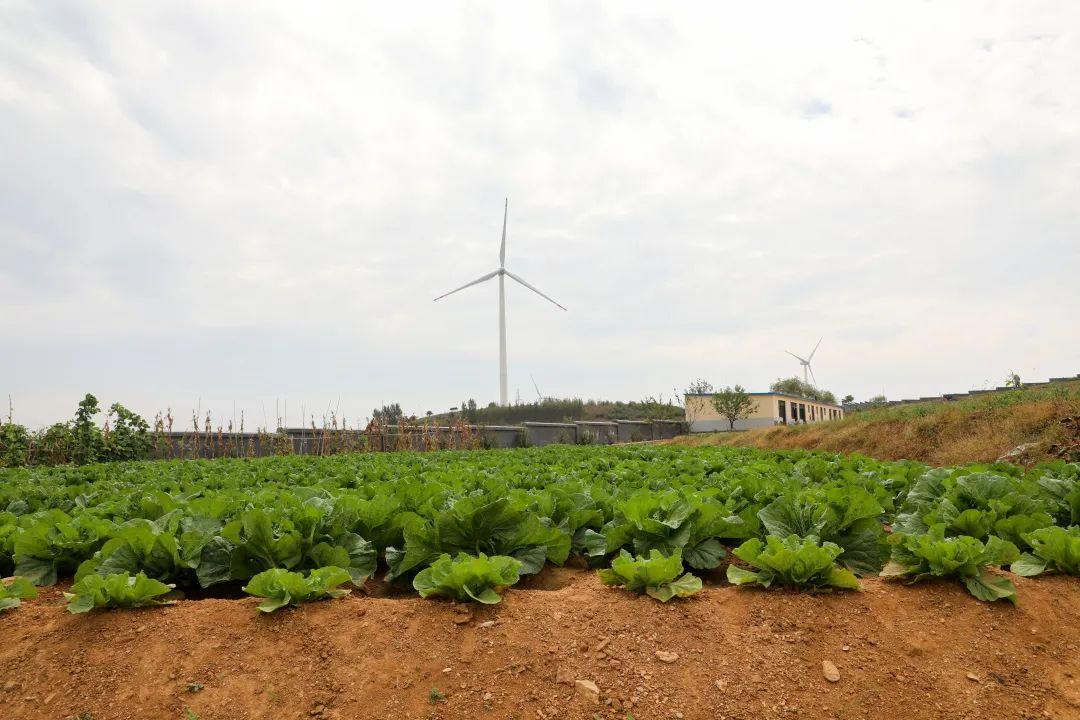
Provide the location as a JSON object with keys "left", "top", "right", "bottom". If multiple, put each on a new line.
{"left": 434, "top": 199, "right": 566, "bottom": 406}
{"left": 785, "top": 337, "right": 822, "bottom": 386}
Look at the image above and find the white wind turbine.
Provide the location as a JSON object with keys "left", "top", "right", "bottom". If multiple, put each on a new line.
{"left": 434, "top": 199, "right": 566, "bottom": 406}
{"left": 785, "top": 337, "right": 822, "bottom": 386}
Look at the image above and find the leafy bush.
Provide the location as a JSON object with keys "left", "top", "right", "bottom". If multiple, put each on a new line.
{"left": 882, "top": 525, "right": 1019, "bottom": 602}
{"left": 597, "top": 549, "right": 702, "bottom": 601}
{"left": 64, "top": 571, "right": 175, "bottom": 613}
{"left": 0, "top": 576, "right": 37, "bottom": 612}
{"left": 412, "top": 552, "right": 522, "bottom": 604}
{"left": 0, "top": 420, "right": 30, "bottom": 468}
{"left": 727, "top": 535, "right": 860, "bottom": 590}
{"left": 242, "top": 566, "right": 352, "bottom": 612}
{"left": 1011, "top": 525, "right": 1080, "bottom": 577}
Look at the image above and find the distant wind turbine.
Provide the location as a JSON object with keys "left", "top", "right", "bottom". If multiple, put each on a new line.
{"left": 434, "top": 199, "right": 567, "bottom": 406}
{"left": 785, "top": 337, "right": 822, "bottom": 386}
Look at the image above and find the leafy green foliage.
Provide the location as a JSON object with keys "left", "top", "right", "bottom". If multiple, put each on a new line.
{"left": 726, "top": 535, "right": 860, "bottom": 590}
{"left": 0, "top": 443, "right": 1075, "bottom": 608}
{"left": 1011, "top": 525, "right": 1080, "bottom": 577}
{"left": 242, "top": 566, "right": 352, "bottom": 612}
{"left": 770, "top": 377, "right": 837, "bottom": 405}
{"left": 63, "top": 571, "right": 175, "bottom": 613}
{"left": 597, "top": 549, "right": 702, "bottom": 601}
{"left": 710, "top": 385, "right": 755, "bottom": 431}
{"left": 757, "top": 486, "right": 888, "bottom": 575}
{"left": 0, "top": 576, "right": 38, "bottom": 611}
{"left": 883, "top": 525, "right": 1019, "bottom": 603}
{"left": 412, "top": 552, "right": 522, "bottom": 604}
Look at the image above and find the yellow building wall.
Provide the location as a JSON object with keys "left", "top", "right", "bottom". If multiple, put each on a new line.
{"left": 684, "top": 393, "right": 844, "bottom": 432}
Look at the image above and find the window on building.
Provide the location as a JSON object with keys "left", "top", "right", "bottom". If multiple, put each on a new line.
{"left": 799, "top": 404, "right": 806, "bottom": 422}
{"left": 778, "top": 400, "right": 787, "bottom": 424}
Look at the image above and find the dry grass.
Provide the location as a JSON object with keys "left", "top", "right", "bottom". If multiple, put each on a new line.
{"left": 673, "top": 380, "right": 1080, "bottom": 465}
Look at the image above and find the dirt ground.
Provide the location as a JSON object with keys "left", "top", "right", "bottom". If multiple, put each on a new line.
{"left": 1, "top": 567, "right": 1078, "bottom": 720}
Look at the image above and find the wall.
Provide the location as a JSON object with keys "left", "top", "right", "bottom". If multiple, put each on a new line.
{"left": 684, "top": 393, "right": 844, "bottom": 433}
{"left": 150, "top": 419, "right": 688, "bottom": 459}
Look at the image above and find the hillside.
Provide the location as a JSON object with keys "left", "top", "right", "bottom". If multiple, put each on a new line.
{"left": 673, "top": 380, "right": 1080, "bottom": 466}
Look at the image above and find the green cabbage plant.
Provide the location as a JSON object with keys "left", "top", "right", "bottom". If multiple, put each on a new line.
{"left": 726, "top": 535, "right": 860, "bottom": 590}
{"left": 598, "top": 549, "right": 702, "bottom": 602}
{"left": 0, "top": 576, "right": 37, "bottom": 612}
{"left": 412, "top": 552, "right": 522, "bottom": 604}
{"left": 64, "top": 571, "right": 176, "bottom": 613}
{"left": 882, "top": 525, "right": 1019, "bottom": 602}
{"left": 1011, "top": 526, "right": 1080, "bottom": 577}
{"left": 242, "top": 566, "right": 352, "bottom": 612}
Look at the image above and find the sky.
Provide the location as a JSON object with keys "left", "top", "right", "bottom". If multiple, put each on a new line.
{"left": 2, "top": 2, "right": 1079, "bottom": 429}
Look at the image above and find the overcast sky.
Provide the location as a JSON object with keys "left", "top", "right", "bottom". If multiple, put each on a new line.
{"left": 2, "top": 2, "right": 1079, "bottom": 429}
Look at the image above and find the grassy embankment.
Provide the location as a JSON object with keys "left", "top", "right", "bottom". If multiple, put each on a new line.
{"left": 673, "top": 380, "right": 1080, "bottom": 465}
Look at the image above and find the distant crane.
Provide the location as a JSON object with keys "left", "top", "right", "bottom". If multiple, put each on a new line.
{"left": 434, "top": 199, "right": 567, "bottom": 406}
{"left": 785, "top": 337, "right": 822, "bottom": 386}
{"left": 530, "top": 374, "right": 543, "bottom": 401}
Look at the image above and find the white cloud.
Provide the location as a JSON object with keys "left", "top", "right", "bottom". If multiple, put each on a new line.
{"left": 1, "top": 1, "right": 1078, "bottom": 426}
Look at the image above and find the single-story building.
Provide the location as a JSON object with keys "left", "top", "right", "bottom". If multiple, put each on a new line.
{"left": 684, "top": 392, "right": 844, "bottom": 433}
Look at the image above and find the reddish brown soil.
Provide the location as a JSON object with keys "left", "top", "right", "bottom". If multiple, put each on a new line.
{"left": 1, "top": 568, "right": 1078, "bottom": 720}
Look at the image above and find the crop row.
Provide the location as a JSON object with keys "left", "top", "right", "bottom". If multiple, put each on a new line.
{"left": 0, "top": 445, "right": 1077, "bottom": 611}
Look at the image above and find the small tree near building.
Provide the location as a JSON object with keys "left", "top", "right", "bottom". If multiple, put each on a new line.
{"left": 711, "top": 385, "right": 756, "bottom": 431}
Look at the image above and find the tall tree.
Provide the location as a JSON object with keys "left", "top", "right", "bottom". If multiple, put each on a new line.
{"left": 711, "top": 385, "right": 756, "bottom": 431}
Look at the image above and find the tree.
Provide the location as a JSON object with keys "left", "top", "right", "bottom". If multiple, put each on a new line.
{"left": 102, "top": 403, "right": 153, "bottom": 462}
{"left": 770, "top": 377, "right": 837, "bottom": 405}
{"left": 1004, "top": 371, "right": 1023, "bottom": 389}
{"left": 371, "top": 403, "right": 404, "bottom": 425}
{"left": 867, "top": 394, "right": 888, "bottom": 406}
{"left": 684, "top": 378, "right": 714, "bottom": 395}
{"left": 72, "top": 393, "right": 104, "bottom": 465}
{"left": 683, "top": 379, "right": 715, "bottom": 426}
{"left": 841, "top": 394, "right": 854, "bottom": 405}
{"left": 711, "top": 385, "right": 756, "bottom": 431}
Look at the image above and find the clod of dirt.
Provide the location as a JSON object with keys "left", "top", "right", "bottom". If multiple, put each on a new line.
{"left": 966, "top": 672, "right": 980, "bottom": 682}
{"left": 556, "top": 667, "right": 574, "bottom": 685}
{"left": 822, "top": 660, "right": 841, "bottom": 683}
{"left": 575, "top": 679, "right": 600, "bottom": 704}
{"left": 655, "top": 651, "right": 679, "bottom": 663}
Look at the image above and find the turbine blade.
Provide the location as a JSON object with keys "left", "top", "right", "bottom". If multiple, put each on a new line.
{"left": 504, "top": 270, "right": 567, "bottom": 311}
{"left": 808, "top": 365, "right": 818, "bottom": 387}
{"left": 499, "top": 198, "right": 507, "bottom": 268}
{"left": 808, "top": 337, "right": 823, "bottom": 361}
{"left": 433, "top": 269, "right": 500, "bottom": 301}
{"left": 785, "top": 350, "right": 808, "bottom": 363}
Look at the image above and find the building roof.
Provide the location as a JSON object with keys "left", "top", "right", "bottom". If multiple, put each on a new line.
{"left": 684, "top": 391, "right": 842, "bottom": 409}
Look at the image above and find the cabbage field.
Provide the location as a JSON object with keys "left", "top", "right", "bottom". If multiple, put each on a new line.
{"left": 1, "top": 445, "right": 1078, "bottom": 613}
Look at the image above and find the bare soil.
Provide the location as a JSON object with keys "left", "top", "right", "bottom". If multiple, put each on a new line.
{"left": 2, "top": 568, "right": 1078, "bottom": 720}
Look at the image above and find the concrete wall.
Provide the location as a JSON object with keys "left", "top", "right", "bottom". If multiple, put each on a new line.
{"left": 575, "top": 421, "right": 618, "bottom": 445}
{"left": 148, "top": 417, "right": 690, "bottom": 459}
{"left": 522, "top": 422, "right": 577, "bottom": 446}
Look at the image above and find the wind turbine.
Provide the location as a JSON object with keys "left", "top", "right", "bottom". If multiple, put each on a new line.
{"left": 785, "top": 337, "right": 822, "bottom": 386}
{"left": 434, "top": 199, "right": 566, "bottom": 406}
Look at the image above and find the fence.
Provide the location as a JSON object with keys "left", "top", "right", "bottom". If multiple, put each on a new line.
{"left": 151, "top": 420, "right": 688, "bottom": 460}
